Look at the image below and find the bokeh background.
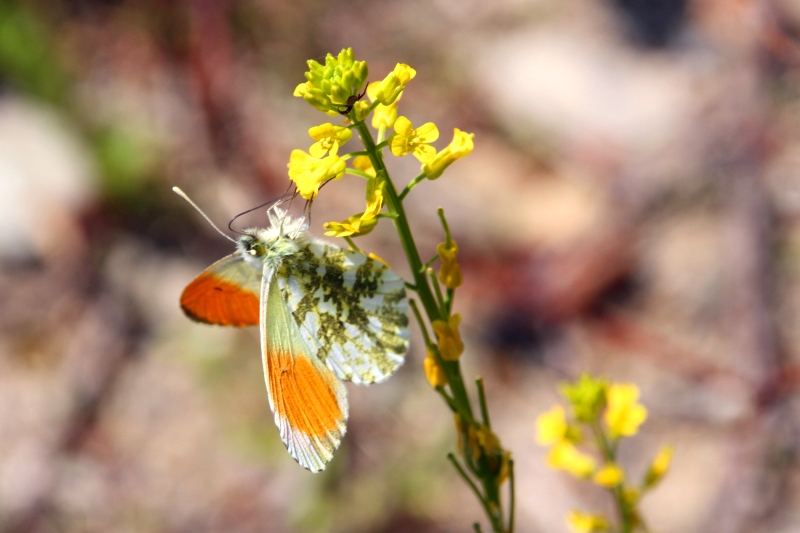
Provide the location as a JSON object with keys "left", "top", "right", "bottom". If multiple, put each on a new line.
{"left": 2, "top": 0, "right": 800, "bottom": 531}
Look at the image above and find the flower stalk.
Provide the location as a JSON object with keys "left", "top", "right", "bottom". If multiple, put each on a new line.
{"left": 290, "top": 49, "right": 512, "bottom": 532}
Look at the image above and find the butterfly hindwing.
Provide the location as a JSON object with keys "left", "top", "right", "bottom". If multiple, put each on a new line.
{"left": 276, "top": 242, "right": 410, "bottom": 384}
{"left": 180, "top": 254, "right": 262, "bottom": 326}
{"left": 261, "top": 267, "right": 348, "bottom": 473}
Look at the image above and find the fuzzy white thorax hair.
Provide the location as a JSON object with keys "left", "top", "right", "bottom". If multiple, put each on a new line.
{"left": 237, "top": 205, "right": 315, "bottom": 270}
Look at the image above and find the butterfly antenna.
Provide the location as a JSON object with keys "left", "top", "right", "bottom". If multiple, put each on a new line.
{"left": 172, "top": 187, "right": 236, "bottom": 243}
{"left": 228, "top": 199, "right": 278, "bottom": 232}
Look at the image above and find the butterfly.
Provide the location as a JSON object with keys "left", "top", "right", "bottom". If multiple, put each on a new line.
{"left": 174, "top": 188, "right": 410, "bottom": 472}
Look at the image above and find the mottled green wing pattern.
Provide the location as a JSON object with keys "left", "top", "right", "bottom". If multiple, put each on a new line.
{"left": 276, "top": 242, "right": 410, "bottom": 384}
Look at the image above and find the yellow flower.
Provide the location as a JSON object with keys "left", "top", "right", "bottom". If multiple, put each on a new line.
{"left": 432, "top": 314, "right": 464, "bottom": 361}
{"left": 349, "top": 157, "right": 384, "bottom": 221}
{"left": 535, "top": 405, "right": 569, "bottom": 446}
{"left": 308, "top": 123, "right": 353, "bottom": 157}
{"left": 287, "top": 150, "right": 346, "bottom": 200}
{"left": 567, "top": 511, "right": 610, "bottom": 532}
{"left": 368, "top": 81, "right": 400, "bottom": 129}
{"left": 421, "top": 128, "right": 474, "bottom": 179}
{"left": 644, "top": 444, "right": 674, "bottom": 489}
{"left": 363, "top": 177, "right": 384, "bottom": 220}
{"left": 372, "top": 63, "right": 416, "bottom": 105}
{"left": 323, "top": 213, "right": 378, "bottom": 238}
{"left": 547, "top": 442, "right": 596, "bottom": 478}
{"left": 604, "top": 383, "right": 648, "bottom": 439}
{"left": 436, "top": 240, "right": 462, "bottom": 289}
{"left": 593, "top": 463, "right": 625, "bottom": 487}
{"left": 372, "top": 102, "right": 398, "bottom": 129}
{"left": 423, "top": 347, "right": 447, "bottom": 388}
{"left": 352, "top": 155, "right": 377, "bottom": 178}
{"left": 390, "top": 116, "right": 439, "bottom": 163}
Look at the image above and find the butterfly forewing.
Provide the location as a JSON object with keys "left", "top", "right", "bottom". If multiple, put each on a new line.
{"left": 276, "top": 242, "right": 410, "bottom": 384}
{"left": 261, "top": 267, "right": 349, "bottom": 473}
{"left": 180, "top": 254, "right": 262, "bottom": 326}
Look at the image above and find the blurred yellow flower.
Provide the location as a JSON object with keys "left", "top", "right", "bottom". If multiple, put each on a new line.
{"left": 535, "top": 405, "right": 568, "bottom": 446}
{"left": 547, "top": 442, "right": 596, "bottom": 478}
{"left": 436, "top": 240, "right": 462, "bottom": 289}
{"left": 308, "top": 123, "right": 352, "bottom": 157}
{"left": 567, "top": 511, "right": 610, "bottom": 532}
{"left": 560, "top": 373, "right": 607, "bottom": 423}
{"left": 593, "top": 463, "right": 624, "bottom": 488}
{"left": 432, "top": 314, "right": 464, "bottom": 361}
{"left": 390, "top": 116, "right": 439, "bottom": 163}
{"left": 288, "top": 150, "right": 346, "bottom": 200}
{"left": 604, "top": 383, "right": 647, "bottom": 439}
{"left": 423, "top": 347, "right": 447, "bottom": 388}
{"left": 421, "top": 128, "right": 474, "bottom": 179}
{"left": 644, "top": 444, "right": 674, "bottom": 489}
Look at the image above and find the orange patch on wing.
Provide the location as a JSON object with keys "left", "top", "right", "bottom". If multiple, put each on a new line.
{"left": 268, "top": 349, "right": 342, "bottom": 438}
{"left": 180, "top": 273, "right": 260, "bottom": 326}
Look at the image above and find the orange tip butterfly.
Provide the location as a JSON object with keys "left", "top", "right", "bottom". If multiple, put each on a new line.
{"left": 174, "top": 187, "right": 410, "bottom": 472}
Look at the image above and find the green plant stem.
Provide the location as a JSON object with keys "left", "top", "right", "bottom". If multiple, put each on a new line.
{"left": 353, "top": 119, "right": 476, "bottom": 424}
{"left": 476, "top": 378, "right": 491, "bottom": 427}
{"left": 399, "top": 172, "right": 427, "bottom": 200}
{"left": 508, "top": 460, "right": 516, "bottom": 533}
{"left": 353, "top": 118, "right": 512, "bottom": 532}
{"left": 448, "top": 453, "right": 494, "bottom": 527}
{"left": 591, "top": 422, "right": 632, "bottom": 533}
{"left": 343, "top": 236, "right": 362, "bottom": 253}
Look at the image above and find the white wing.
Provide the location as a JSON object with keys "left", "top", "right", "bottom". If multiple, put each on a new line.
{"left": 260, "top": 267, "right": 348, "bottom": 472}
{"left": 275, "top": 242, "right": 410, "bottom": 384}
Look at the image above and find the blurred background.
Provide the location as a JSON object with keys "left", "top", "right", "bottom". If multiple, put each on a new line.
{"left": 1, "top": 0, "right": 800, "bottom": 531}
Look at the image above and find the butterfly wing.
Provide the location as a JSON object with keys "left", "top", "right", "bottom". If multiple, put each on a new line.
{"left": 261, "top": 266, "right": 348, "bottom": 472}
{"left": 180, "top": 253, "right": 262, "bottom": 327}
{"left": 277, "top": 242, "right": 410, "bottom": 384}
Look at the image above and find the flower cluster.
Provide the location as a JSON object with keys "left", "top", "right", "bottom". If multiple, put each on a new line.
{"left": 288, "top": 47, "right": 475, "bottom": 238}
{"left": 536, "top": 374, "right": 673, "bottom": 533}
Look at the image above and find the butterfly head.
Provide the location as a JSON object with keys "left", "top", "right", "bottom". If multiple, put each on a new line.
{"left": 237, "top": 206, "right": 310, "bottom": 269}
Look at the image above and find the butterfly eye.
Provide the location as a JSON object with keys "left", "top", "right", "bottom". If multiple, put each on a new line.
{"left": 247, "top": 242, "right": 265, "bottom": 256}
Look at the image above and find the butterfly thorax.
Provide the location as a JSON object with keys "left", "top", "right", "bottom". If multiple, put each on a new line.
{"left": 237, "top": 225, "right": 312, "bottom": 271}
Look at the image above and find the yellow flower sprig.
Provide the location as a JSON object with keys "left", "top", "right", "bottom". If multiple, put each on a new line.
{"left": 535, "top": 374, "right": 672, "bottom": 533}
{"left": 288, "top": 48, "right": 512, "bottom": 533}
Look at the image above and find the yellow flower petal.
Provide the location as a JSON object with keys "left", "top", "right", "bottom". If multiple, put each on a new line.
{"left": 421, "top": 128, "right": 474, "bottom": 179}
{"left": 535, "top": 405, "right": 568, "bottom": 446}
{"left": 567, "top": 511, "right": 610, "bottom": 532}
{"left": 593, "top": 463, "right": 625, "bottom": 487}
{"left": 436, "top": 240, "right": 462, "bottom": 289}
{"left": 373, "top": 63, "right": 416, "bottom": 105}
{"left": 432, "top": 314, "right": 464, "bottom": 361}
{"left": 323, "top": 212, "right": 378, "bottom": 237}
{"left": 644, "top": 444, "right": 674, "bottom": 489}
{"left": 363, "top": 178, "right": 384, "bottom": 220}
{"left": 423, "top": 347, "right": 447, "bottom": 388}
{"left": 288, "top": 150, "right": 346, "bottom": 200}
{"left": 415, "top": 122, "right": 439, "bottom": 142}
{"left": 604, "top": 383, "right": 648, "bottom": 439}
{"left": 546, "top": 442, "right": 596, "bottom": 478}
